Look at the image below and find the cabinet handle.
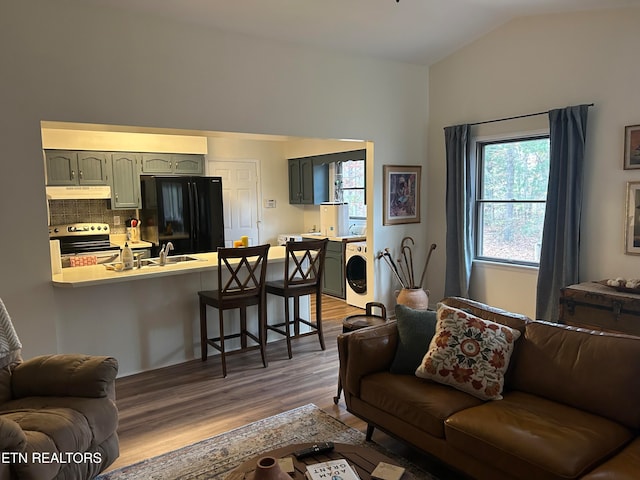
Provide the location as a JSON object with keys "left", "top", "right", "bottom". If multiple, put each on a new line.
{"left": 79, "top": 170, "right": 83, "bottom": 179}
{"left": 71, "top": 170, "right": 75, "bottom": 180}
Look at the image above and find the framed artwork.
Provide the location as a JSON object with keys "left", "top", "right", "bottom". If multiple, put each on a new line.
{"left": 624, "top": 125, "right": 640, "bottom": 169}
{"left": 383, "top": 165, "right": 421, "bottom": 225}
{"left": 625, "top": 182, "right": 640, "bottom": 254}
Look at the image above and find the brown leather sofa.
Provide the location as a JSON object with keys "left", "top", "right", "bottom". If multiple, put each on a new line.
{"left": 338, "top": 297, "right": 640, "bottom": 480}
{"left": 0, "top": 354, "right": 119, "bottom": 479}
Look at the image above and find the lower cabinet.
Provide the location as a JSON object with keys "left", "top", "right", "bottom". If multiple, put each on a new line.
{"left": 323, "top": 240, "right": 345, "bottom": 299}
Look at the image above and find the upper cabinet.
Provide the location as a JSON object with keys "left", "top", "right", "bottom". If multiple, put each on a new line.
{"left": 288, "top": 157, "right": 329, "bottom": 205}
{"left": 45, "top": 149, "right": 206, "bottom": 211}
{"left": 111, "top": 152, "right": 141, "bottom": 209}
{"left": 141, "top": 154, "right": 204, "bottom": 175}
{"left": 173, "top": 154, "right": 204, "bottom": 175}
{"left": 287, "top": 149, "right": 366, "bottom": 205}
{"left": 45, "top": 150, "right": 110, "bottom": 186}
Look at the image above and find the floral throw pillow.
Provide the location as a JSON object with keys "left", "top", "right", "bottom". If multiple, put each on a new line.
{"left": 415, "top": 304, "right": 521, "bottom": 400}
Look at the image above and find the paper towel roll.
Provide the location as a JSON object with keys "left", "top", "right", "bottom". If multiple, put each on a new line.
{"left": 49, "top": 240, "right": 62, "bottom": 275}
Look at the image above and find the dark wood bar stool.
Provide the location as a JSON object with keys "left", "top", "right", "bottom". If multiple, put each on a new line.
{"left": 198, "top": 244, "right": 270, "bottom": 377}
{"left": 334, "top": 301, "right": 387, "bottom": 404}
{"left": 265, "top": 238, "right": 328, "bottom": 358}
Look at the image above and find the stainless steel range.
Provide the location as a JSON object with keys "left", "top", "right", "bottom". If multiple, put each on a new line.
{"left": 49, "top": 223, "right": 121, "bottom": 267}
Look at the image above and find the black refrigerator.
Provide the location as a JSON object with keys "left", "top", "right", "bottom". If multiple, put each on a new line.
{"left": 140, "top": 175, "right": 225, "bottom": 256}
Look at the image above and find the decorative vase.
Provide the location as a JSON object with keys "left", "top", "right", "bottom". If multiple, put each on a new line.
{"left": 396, "top": 287, "right": 430, "bottom": 310}
{"left": 251, "top": 456, "right": 290, "bottom": 480}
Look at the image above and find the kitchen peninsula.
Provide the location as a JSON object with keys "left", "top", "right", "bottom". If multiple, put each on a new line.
{"left": 50, "top": 246, "right": 314, "bottom": 376}
{"left": 51, "top": 246, "right": 287, "bottom": 287}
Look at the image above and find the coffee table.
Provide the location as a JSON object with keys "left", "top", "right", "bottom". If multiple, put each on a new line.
{"left": 225, "top": 442, "right": 414, "bottom": 479}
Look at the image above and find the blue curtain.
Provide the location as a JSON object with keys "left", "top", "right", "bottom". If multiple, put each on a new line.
{"left": 535, "top": 105, "right": 590, "bottom": 321}
{"left": 444, "top": 124, "right": 473, "bottom": 298}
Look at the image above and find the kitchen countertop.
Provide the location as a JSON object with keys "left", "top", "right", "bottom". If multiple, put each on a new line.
{"left": 110, "top": 234, "right": 154, "bottom": 249}
{"left": 52, "top": 246, "right": 287, "bottom": 288}
{"left": 300, "top": 233, "right": 366, "bottom": 243}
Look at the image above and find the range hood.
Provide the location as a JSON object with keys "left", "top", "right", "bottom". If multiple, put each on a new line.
{"left": 46, "top": 185, "right": 112, "bottom": 200}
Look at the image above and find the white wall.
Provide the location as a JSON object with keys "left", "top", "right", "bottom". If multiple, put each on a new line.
{"left": 427, "top": 7, "right": 640, "bottom": 318}
{"left": 0, "top": 0, "right": 428, "bottom": 373}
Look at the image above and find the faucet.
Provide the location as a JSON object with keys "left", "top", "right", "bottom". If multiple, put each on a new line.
{"left": 158, "top": 242, "right": 174, "bottom": 265}
{"left": 134, "top": 251, "right": 146, "bottom": 269}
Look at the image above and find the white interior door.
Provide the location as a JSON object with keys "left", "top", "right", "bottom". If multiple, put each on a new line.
{"left": 209, "top": 160, "right": 260, "bottom": 247}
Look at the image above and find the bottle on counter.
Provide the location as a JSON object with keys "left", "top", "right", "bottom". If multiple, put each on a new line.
{"left": 122, "top": 242, "right": 134, "bottom": 270}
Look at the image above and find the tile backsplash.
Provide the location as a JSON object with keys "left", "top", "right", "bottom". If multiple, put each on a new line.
{"left": 48, "top": 199, "right": 137, "bottom": 234}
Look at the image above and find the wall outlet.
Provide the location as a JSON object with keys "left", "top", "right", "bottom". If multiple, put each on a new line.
{"left": 113, "top": 215, "right": 121, "bottom": 225}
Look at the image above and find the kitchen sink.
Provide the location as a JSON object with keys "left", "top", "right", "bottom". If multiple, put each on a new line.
{"left": 103, "top": 255, "right": 202, "bottom": 270}
{"left": 153, "top": 255, "right": 202, "bottom": 265}
{"left": 138, "top": 258, "right": 158, "bottom": 267}
{"left": 103, "top": 258, "right": 159, "bottom": 270}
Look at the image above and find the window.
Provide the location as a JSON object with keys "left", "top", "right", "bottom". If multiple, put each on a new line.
{"left": 337, "top": 160, "right": 366, "bottom": 218}
{"left": 475, "top": 135, "right": 550, "bottom": 265}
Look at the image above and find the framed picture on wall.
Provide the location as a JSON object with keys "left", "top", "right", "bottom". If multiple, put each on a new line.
{"left": 624, "top": 125, "right": 640, "bottom": 169}
{"left": 625, "top": 181, "right": 640, "bottom": 254}
{"left": 383, "top": 165, "right": 421, "bottom": 225}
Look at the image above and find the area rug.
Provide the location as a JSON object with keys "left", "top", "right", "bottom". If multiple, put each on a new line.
{"left": 97, "top": 403, "right": 437, "bottom": 479}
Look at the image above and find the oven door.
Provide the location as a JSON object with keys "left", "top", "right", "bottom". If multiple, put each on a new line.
{"left": 61, "top": 250, "right": 121, "bottom": 268}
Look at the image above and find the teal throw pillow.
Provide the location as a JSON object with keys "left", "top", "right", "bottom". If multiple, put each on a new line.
{"left": 390, "top": 304, "right": 437, "bottom": 374}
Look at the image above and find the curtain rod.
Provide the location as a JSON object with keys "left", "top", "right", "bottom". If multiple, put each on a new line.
{"left": 469, "top": 103, "right": 594, "bottom": 127}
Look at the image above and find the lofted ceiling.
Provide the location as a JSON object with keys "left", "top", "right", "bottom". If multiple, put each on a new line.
{"left": 85, "top": 0, "right": 640, "bottom": 65}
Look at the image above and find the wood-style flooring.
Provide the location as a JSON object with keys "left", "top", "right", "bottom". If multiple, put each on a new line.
{"left": 107, "top": 295, "right": 463, "bottom": 478}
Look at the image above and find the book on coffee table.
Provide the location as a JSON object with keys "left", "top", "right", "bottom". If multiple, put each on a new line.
{"left": 278, "top": 457, "right": 295, "bottom": 474}
{"left": 371, "top": 462, "right": 405, "bottom": 480}
{"left": 306, "top": 459, "right": 360, "bottom": 480}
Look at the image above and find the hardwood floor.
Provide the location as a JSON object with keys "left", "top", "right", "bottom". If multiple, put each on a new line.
{"left": 107, "top": 295, "right": 462, "bottom": 478}
{"left": 109, "top": 295, "right": 360, "bottom": 469}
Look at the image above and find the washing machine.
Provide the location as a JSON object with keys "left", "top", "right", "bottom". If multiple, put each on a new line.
{"left": 345, "top": 241, "right": 367, "bottom": 309}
